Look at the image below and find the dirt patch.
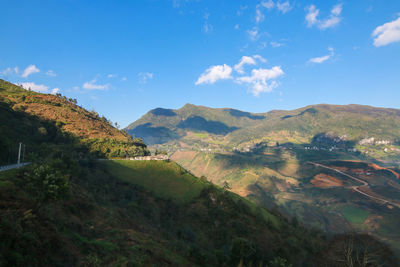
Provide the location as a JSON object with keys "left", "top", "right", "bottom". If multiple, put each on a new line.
{"left": 19, "top": 99, "right": 128, "bottom": 141}
{"left": 311, "top": 173, "right": 344, "bottom": 188}
{"left": 171, "top": 151, "right": 198, "bottom": 161}
{"left": 369, "top": 163, "right": 400, "bottom": 179}
{"left": 362, "top": 214, "right": 383, "bottom": 231}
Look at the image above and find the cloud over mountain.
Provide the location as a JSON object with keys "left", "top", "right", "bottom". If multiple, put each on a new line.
{"left": 195, "top": 64, "right": 233, "bottom": 85}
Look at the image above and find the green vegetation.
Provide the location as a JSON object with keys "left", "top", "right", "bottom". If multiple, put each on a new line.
{"left": 193, "top": 132, "right": 210, "bottom": 139}
{"left": 2, "top": 158, "right": 396, "bottom": 266}
{"left": 127, "top": 103, "right": 400, "bottom": 161}
{"left": 103, "top": 160, "right": 206, "bottom": 203}
{"left": 339, "top": 205, "right": 369, "bottom": 227}
{"left": 0, "top": 79, "right": 398, "bottom": 266}
{"left": 172, "top": 149, "right": 400, "bottom": 256}
{"left": 0, "top": 79, "right": 149, "bottom": 164}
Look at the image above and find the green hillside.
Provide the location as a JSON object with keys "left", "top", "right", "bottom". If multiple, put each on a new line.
{"left": 126, "top": 103, "right": 400, "bottom": 161}
{"left": 103, "top": 160, "right": 206, "bottom": 204}
{"left": 0, "top": 78, "right": 398, "bottom": 266}
{"left": 126, "top": 103, "right": 400, "bottom": 255}
{"left": 0, "top": 79, "right": 149, "bottom": 164}
{"left": 2, "top": 157, "right": 397, "bottom": 266}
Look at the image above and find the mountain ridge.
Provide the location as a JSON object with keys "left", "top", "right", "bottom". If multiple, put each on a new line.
{"left": 125, "top": 103, "right": 400, "bottom": 161}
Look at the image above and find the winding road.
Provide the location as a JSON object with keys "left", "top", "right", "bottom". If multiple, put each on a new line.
{"left": 308, "top": 162, "right": 400, "bottom": 209}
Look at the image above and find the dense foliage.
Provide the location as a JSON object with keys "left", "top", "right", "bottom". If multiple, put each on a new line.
{"left": 1, "top": 159, "right": 397, "bottom": 266}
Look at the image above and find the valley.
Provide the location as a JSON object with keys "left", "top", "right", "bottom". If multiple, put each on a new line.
{"left": 3, "top": 1, "right": 400, "bottom": 265}
{"left": 128, "top": 103, "right": 400, "bottom": 256}
{"left": 7, "top": 79, "right": 398, "bottom": 265}
{"left": 1, "top": 79, "right": 399, "bottom": 264}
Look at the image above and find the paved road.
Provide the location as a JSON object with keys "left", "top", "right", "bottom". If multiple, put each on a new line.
{"left": 308, "top": 161, "right": 400, "bottom": 208}
{"left": 0, "top": 162, "right": 31, "bottom": 172}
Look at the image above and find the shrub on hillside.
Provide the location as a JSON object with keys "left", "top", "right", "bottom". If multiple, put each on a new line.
{"left": 24, "top": 161, "right": 70, "bottom": 204}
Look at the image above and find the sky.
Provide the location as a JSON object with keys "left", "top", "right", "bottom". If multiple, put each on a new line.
{"left": 1, "top": 0, "right": 400, "bottom": 127}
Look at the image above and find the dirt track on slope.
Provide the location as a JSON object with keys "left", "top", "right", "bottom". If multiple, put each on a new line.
{"left": 308, "top": 162, "right": 400, "bottom": 209}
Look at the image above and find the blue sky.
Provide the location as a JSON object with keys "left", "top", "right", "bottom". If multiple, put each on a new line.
{"left": 1, "top": 0, "right": 400, "bottom": 127}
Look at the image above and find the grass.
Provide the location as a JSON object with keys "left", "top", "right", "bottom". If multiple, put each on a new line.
{"left": 102, "top": 160, "right": 206, "bottom": 204}
{"left": 339, "top": 205, "right": 369, "bottom": 227}
{"left": 192, "top": 132, "right": 209, "bottom": 139}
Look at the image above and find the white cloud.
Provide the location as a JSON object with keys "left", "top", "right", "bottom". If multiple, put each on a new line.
{"left": 372, "top": 16, "right": 400, "bottom": 47}
{"left": 46, "top": 70, "right": 57, "bottom": 77}
{"left": 260, "top": 0, "right": 274, "bottom": 9}
{"left": 308, "top": 47, "right": 334, "bottom": 64}
{"left": 83, "top": 79, "right": 110, "bottom": 90}
{"left": 236, "top": 66, "right": 284, "bottom": 96}
{"left": 138, "top": 72, "right": 154, "bottom": 83}
{"left": 1, "top": 67, "right": 17, "bottom": 76}
{"left": 234, "top": 56, "right": 257, "bottom": 74}
{"left": 306, "top": 4, "right": 342, "bottom": 30}
{"left": 319, "top": 16, "right": 341, "bottom": 30}
{"left": 276, "top": 1, "right": 292, "bottom": 14}
{"left": 234, "top": 55, "right": 266, "bottom": 74}
{"left": 195, "top": 64, "right": 233, "bottom": 85}
{"left": 253, "top": 54, "right": 267, "bottom": 63}
{"left": 255, "top": 9, "right": 265, "bottom": 23}
{"left": 331, "top": 4, "right": 342, "bottom": 16}
{"left": 195, "top": 57, "right": 283, "bottom": 96}
{"left": 305, "top": 5, "right": 319, "bottom": 27}
{"left": 121, "top": 77, "right": 127, "bottom": 81}
{"left": 51, "top": 88, "right": 60, "bottom": 94}
{"left": 203, "top": 13, "right": 213, "bottom": 33}
{"left": 256, "top": 1, "right": 291, "bottom": 23}
{"left": 237, "top": 5, "right": 248, "bottom": 16}
{"left": 19, "top": 82, "right": 48, "bottom": 93}
{"left": 234, "top": 24, "right": 239, "bottom": 30}
{"left": 270, "top": 41, "right": 283, "bottom": 47}
{"left": 107, "top": 74, "right": 117, "bottom": 78}
{"left": 203, "top": 22, "right": 213, "bottom": 33}
{"left": 247, "top": 27, "right": 259, "bottom": 41}
{"left": 22, "top": 65, "right": 40, "bottom": 78}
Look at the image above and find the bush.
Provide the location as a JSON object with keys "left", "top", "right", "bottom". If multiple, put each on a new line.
{"left": 24, "top": 162, "right": 70, "bottom": 204}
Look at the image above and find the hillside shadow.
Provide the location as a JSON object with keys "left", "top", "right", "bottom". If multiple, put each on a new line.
{"left": 0, "top": 100, "right": 107, "bottom": 164}
{"left": 177, "top": 116, "right": 239, "bottom": 135}
{"left": 210, "top": 132, "right": 359, "bottom": 171}
{"left": 151, "top": 108, "right": 177, "bottom": 117}
{"left": 311, "top": 133, "right": 357, "bottom": 149}
{"left": 281, "top": 107, "right": 318, "bottom": 120}
{"left": 228, "top": 109, "right": 265, "bottom": 120}
{"left": 129, "top": 123, "right": 179, "bottom": 145}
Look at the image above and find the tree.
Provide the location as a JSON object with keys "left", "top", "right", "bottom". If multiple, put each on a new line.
{"left": 25, "top": 163, "right": 70, "bottom": 204}
{"left": 223, "top": 181, "right": 231, "bottom": 190}
{"left": 155, "top": 149, "right": 167, "bottom": 155}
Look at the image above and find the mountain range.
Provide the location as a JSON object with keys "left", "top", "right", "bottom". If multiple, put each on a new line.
{"left": 127, "top": 103, "right": 400, "bottom": 256}
{"left": 0, "top": 79, "right": 399, "bottom": 265}
{"left": 126, "top": 103, "right": 400, "bottom": 161}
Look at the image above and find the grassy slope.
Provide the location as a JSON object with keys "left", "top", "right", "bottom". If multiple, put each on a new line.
{"left": 0, "top": 79, "right": 129, "bottom": 141}
{"left": 0, "top": 79, "right": 148, "bottom": 163}
{"left": 103, "top": 159, "right": 280, "bottom": 227}
{"left": 103, "top": 160, "right": 206, "bottom": 204}
{"left": 1, "top": 159, "right": 349, "bottom": 266}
